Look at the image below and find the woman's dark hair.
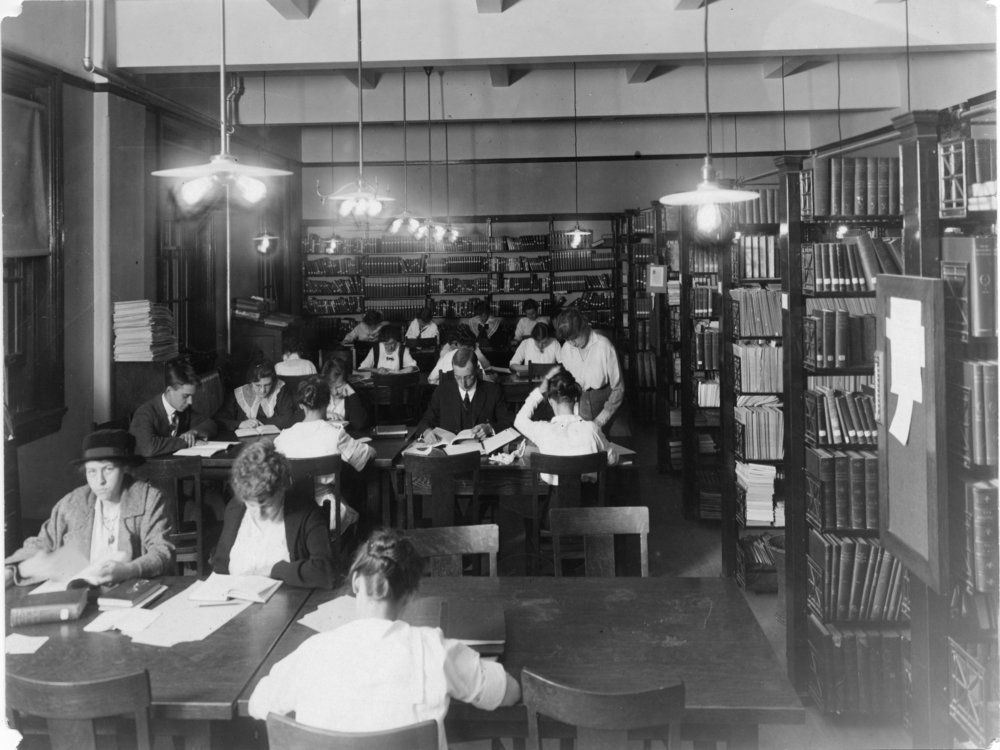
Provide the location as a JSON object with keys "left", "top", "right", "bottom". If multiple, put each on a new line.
{"left": 453, "top": 325, "right": 477, "bottom": 347}
{"left": 349, "top": 528, "right": 424, "bottom": 602}
{"left": 531, "top": 322, "right": 551, "bottom": 342}
{"left": 522, "top": 298, "right": 538, "bottom": 313}
{"left": 230, "top": 439, "right": 291, "bottom": 506}
{"left": 417, "top": 306, "right": 433, "bottom": 323}
{"left": 378, "top": 324, "right": 402, "bottom": 343}
{"left": 282, "top": 334, "right": 305, "bottom": 356}
{"left": 246, "top": 359, "right": 277, "bottom": 386}
{"left": 547, "top": 368, "right": 582, "bottom": 404}
{"left": 362, "top": 310, "right": 383, "bottom": 327}
{"left": 554, "top": 308, "right": 588, "bottom": 342}
{"left": 473, "top": 300, "right": 490, "bottom": 317}
{"left": 321, "top": 352, "right": 352, "bottom": 381}
{"left": 296, "top": 376, "right": 331, "bottom": 411}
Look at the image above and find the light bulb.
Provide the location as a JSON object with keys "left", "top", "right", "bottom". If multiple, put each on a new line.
{"left": 432, "top": 224, "right": 446, "bottom": 242}
{"left": 178, "top": 176, "right": 217, "bottom": 206}
{"left": 414, "top": 224, "right": 428, "bottom": 240}
{"left": 234, "top": 176, "right": 267, "bottom": 204}
{"left": 407, "top": 217, "right": 420, "bottom": 233}
{"left": 354, "top": 198, "right": 370, "bottom": 217}
{"left": 254, "top": 235, "right": 276, "bottom": 255}
{"left": 695, "top": 203, "right": 723, "bottom": 235}
{"left": 569, "top": 229, "right": 583, "bottom": 249}
{"left": 339, "top": 198, "right": 356, "bottom": 217}
{"left": 367, "top": 199, "right": 383, "bottom": 217}
{"left": 448, "top": 227, "right": 459, "bottom": 242}
{"left": 836, "top": 224, "right": 849, "bottom": 239}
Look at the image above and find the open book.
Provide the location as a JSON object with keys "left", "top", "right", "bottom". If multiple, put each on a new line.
{"left": 26, "top": 548, "right": 128, "bottom": 594}
{"left": 187, "top": 573, "right": 281, "bottom": 604}
{"left": 412, "top": 427, "right": 522, "bottom": 456}
{"left": 234, "top": 424, "right": 280, "bottom": 438}
{"left": 174, "top": 441, "right": 238, "bottom": 457}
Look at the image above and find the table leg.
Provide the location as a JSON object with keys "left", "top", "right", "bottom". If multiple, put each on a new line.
{"left": 726, "top": 724, "right": 758, "bottom": 750}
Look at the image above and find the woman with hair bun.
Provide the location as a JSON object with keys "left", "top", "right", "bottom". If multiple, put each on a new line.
{"left": 513, "top": 365, "right": 618, "bottom": 485}
{"left": 214, "top": 358, "right": 299, "bottom": 433}
{"left": 248, "top": 528, "right": 520, "bottom": 748}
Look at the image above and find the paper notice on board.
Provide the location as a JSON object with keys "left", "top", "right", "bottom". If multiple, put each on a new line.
{"left": 885, "top": 297, "right": 925, "bottom": 445}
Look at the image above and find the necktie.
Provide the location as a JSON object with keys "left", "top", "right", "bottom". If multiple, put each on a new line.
{"left": 169, "top": 412, "right": 179, "bottom": 437}
{"left": 463, "top": 393, "right": 472, "bottom": 410}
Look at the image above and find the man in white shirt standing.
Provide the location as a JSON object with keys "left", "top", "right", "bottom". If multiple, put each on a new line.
{"left": 554, "top": 308, "right": 623, "bottom": 434}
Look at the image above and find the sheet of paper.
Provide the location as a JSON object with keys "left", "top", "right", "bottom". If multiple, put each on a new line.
{"left": 885, "top": 297, "right": 925, "bottom": 445}
{"left": 129, "top": 580, "right": 251, "bottom": 647}
{"left": 84, "top": 608, "right": 161, "bottom": 635}
{"left": 298, "top": 594, "right": 358, "bottom": 632}
{"left": 174, "top": 441, "right": 238, "bottom": 457}
{"left": 6, "top": 633, "right": 48, "bottom": 655}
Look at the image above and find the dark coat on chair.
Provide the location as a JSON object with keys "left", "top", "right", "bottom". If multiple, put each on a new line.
{"left": 413, "top": 376, "right": 512, "bottom": 436}
{"left": 130, "top": 395, "right": 218, "bottom": 457}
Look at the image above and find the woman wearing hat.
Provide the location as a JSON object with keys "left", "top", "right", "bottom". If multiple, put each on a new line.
{"left": 4, "top": 429, "right": 174, "bottom": 587}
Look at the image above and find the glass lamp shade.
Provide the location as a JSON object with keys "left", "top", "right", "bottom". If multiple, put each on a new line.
{"left": 693, "top": 202, "right": 735, "bottom": 244}
{"left": 660, "top": 157, "right": 759, "bottom": 207}
{"left": 253, "top": 231, "right": 280, "bottom": 255}
{"left": 318, "top": 177, "right": 394, "bottom": 218}
{"left": 565, "top": 225, "right": 592, "bottom": 249}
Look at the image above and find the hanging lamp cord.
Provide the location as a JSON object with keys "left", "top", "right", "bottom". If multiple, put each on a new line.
{"left": 703, "top": 0, "right": 711, "bottom": 158}
{"left": 573, "top": 63, "right": 580, "bottom": 217}
{"left": 425, "top": 67, "right": 433, "bottom": 219}
{"left": 219, "top": 0, "right": 228, "bottom": 153}
{"left": 402, "top": 70, "right": 408, "bottom": 210}
{"left": 904, "top": 0, "right": 911, "bottom": 112}
{"left": 440, "top": 71, "right": 450, "bottom": 225}
{"left": 355, "top": 0, "right": 364, "bottom": 181}
{"left": 781, "top": 56, "right": 787, "bottom": 152}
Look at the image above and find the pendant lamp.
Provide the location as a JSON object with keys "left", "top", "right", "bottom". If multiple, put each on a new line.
{"left": 565, "top": 63, "right": 591, "bottom": 249}
{"left": 414, "top": 67, "right": 442, "bottom": 241}
{"left": 440, "top": 70, "right": 459, "bottom": 243}
{"left": 388, "top": 70, "right": 419, "bottom": 234}
{"left": 660, "top": 0, "right": 757, "bottom": 237}
{"left": 152, "top": 0, "right": 291, "bottom": 207}
{"left": 317, "top": 0, "right": 393, "bottom": 219}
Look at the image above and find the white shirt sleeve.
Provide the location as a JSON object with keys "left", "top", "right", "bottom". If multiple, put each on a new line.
{"left": 441, "top": 638, "right": 509, "bottom": 711}
{"left": 358, "top": 348, "right": 376, "bottom": 370}
{"left": 248, "top": 641, "right": 309, "bottom": 720}
{"left": 336, "top": 429, "right": 376, "bottom": 472}
{"left": 509, "top": 339, "right": 530, "bottom": 366}
{"left": 405, "top": 320, "right": 420, "bottom": 339}
{"left": 513, "top": 388, "right": 547, "bottom": 443}
{"left": 401, "top": 348, "right": 418, "bottom": 369}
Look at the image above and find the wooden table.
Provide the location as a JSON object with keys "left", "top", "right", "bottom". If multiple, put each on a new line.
{"left": 6, "top": 578, "right": 311, "bottom": 749}
{"left": 235, "top": 576, "right": 802, "bottom": 749}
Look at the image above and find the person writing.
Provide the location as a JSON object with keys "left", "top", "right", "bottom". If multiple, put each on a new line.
{"left": 554, "top": 308, "right": 624, "bottom": 434}
{"left": 341, "top": 310, "right": 385, "bottom": 343}
{"left": 214, "top": 359, "right": 299, "bottom": 433}
{"left": 357, "top": 324, "right": 418, "bottom": 374}
{"left": 404, "top": 306, "right": 439, "bottom": 343}
{"left": 5, "top": 430, "right": 173, "bottom": 586}
{"left": 509, "top": 322, "right": 561, "bottom": 367}
{"left": 275, "top": 334, "right": 317, "bottom": 377}
{"left": 413, "top": 347, "right": 512, "bottom": 442}
{"left": 513, "top": 366, "right": 618, "bottom": 484}
{"left": 464, "top": 301, "right": 504, "bottom": 347}
{"left": 212, "top": 440, "right": 335, "bottom": 589}
{"left": 130, "top": 358, "right": 218, "bottom": 456}
{"left": 512, "top": 298, "right": 548, "bottom": 342}
{"left": 320, "top": 356, "right": 368, "bottom": 433}
{"left": 248, "top": 528, "right": 520, "bottom": 748}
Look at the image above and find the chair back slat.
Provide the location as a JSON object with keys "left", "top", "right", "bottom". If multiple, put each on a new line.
{"left": 406, "top": 524, "right": 499, "bottom": 577}
{"left": 139, "top": 456, "right": 204, "bottom": 575}
{"left": 266, "top": 713, "right": 438, "bottom": 750}
{"left": 403, "top": 452, "right": 481, "bottom": 528}
{"left": 549, "top": 506, "right": 650, "bottom": 577}
{"left": 287, "top": 454, "right": 343, "bottom": 482}
{"left": 7, "top": 670, "right": 153, "bottom": 750}
{"left": 529, "top": 452, "right": 607, "bottom": 508}
{"left": 521, "top": 668, "right": 684, "bottom": 750}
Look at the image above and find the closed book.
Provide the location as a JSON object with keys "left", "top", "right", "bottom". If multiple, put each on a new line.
{"left": 859, "top": 544, "right": 882, "bottom": 619}
{"left": 97, "top": 579, "right": 167, "bottom": 610}
{"left": 983, "top": 361, "right": 998, "bottom": 466}
{"left": 967, "top": 236, "right": 995, "bottom": 337}
{"left": 863, "top": 452, "right": 879, "bottom": 529}
{"left": 964, "top": 360, "right": 987, "bottom": 465}
{"left": 832, "top": 243, "right": 847, "bottom": 292}
{"left": 847, "top": 539, "right": 870, "bottom": 619}
{"left": 843, "top": 241, "right": 861, "bottom": 292}
{"left": 10, "top": 588, "right": 88, "bottom": 627}
{"left": 872, "top": 237, "right": 901, "bottom": 275}
{"left": 849, "top": 232, "right": 880, "bottom": 290}
{"left": 846, "top": 451, "right": 867, "bottom": 529}
{"left": 854, "top": 157, "right": 868, "bottom": 216}
{"left": 888, "top": 156, "right": 900, "bottom": 215}
{"left": 821, "top": 309, "right": 837, "bottom": 368}
{"left": 814, "top": 158, "right": 831, "bottom": 216}
{"left": 822, "top": 387, "right": 845, "bottom": 444}
{"left": 833, "top": 450, "right": 850, "bottom": 529}
{"left": 829, "top": 535, "right": 842, "bottom": 618}
{"left": 834, "top": 310, "right": 849, "bottom": 368}
{"left": 971, "top": 480, "right": 999, "bottom": 592}
{"left": 876, "top": 157, "right": 891, "bottom": 214}
{"left": 870, "top": 548, "right": 895, "bottom": 620}
{"left": 836, "top": 393, "right": 858, "bottom": 445}
{"left": 884, "top": 557, "right": 902, "bottom": 620}
{"left": 860, "top": 314, "right": 877, "bottom": 366}
{"left": 837, "top": 537, "right": 855, "bottom": 619}
{"left": 841, "top": 157, "right": 856, "bottom": 217}
{"left": 866, "top": 157, "right": 879, "bottom": 215}
{"left": 856, "top": 629, "right": 871, "bottom": 711}
{"left": 830, "top": 158, "right": 843, "bottom": 216}
{"left": 843, "top": 392, "right": 866, "bottom": 444}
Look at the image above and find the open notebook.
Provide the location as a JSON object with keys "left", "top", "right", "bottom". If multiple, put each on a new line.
{"left": 187, "top": 573, "right": 282, "bottom": 604}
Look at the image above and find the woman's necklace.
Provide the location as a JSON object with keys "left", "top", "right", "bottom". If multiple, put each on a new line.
{"left": 101, "top": 502, "right": 121, "bottom": 546}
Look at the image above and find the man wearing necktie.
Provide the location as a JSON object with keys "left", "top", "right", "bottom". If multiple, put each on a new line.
{"left": 413, "top": 347, "right": 512, "bottom": 441}
{"left": 129, "top": 358, "right": 218, "bottom": 457}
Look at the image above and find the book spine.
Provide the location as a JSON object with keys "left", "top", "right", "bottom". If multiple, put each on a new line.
{"left": 866, "top": 157, "right": 879, "bottom": 215}
{"left": 834, "top": 310, "right": 849, "bottom": 368}
{"left": 876, "top": 157, "right": 890, "bottom": 214}
{"left": 972, "top": 481, "right": 999, "bottom": 592}
{"left": 854, "top": 157, "right": 868, "bottom": 216}
{"left": 853, "top": 233, "right": 880, "bottom": 290}
{"left": 831, "top": 158, "right": 843, "bottom": 216}
{"left": 984, "top": 361, "right": 998, "bottom": 466}
{"left": 966, "top": 360, "right": 987, "bottom": 465}
{"left": 9, "top": 603, "right": 81, "bottom": 627}
{"left": 888, "top": 156, "right": 900, "bottom": 215}
{"left": 969, "top": 236, "right": 997, "bottom": 338}
{"left": 848, "top": 451, "right": 866, "bottom": 529}
{"left": 841, "top": 158, "right": 856, "bottom": 217}
{"left": 863, "top": 452, "right": 879, "bottom": 530}
{"left": 814, "top": 158, "right": 831, "bottom": 216}
{"left": 834, "top": 450, "right": 850, "bottom": 529}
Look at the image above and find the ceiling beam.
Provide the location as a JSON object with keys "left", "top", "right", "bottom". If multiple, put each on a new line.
{"left": 762, "top": 57, "right": 827, "bottom": 79}
{"left": 343, "top": 70, "right": 382, "bottom": 90}
{"left": 489, "top": 65, "right": 511, "bottom": 87}
{"left": 476, "top": 0, "right": 506, "bottom": 12}
{"left": 674, "top": 0, "right": 706, "bottom": 8}
{"left": 265, "top": 0, "right": 314, "bottom": 20}
{"left": 626, "top": 62, "right": 679, "bottom": 84}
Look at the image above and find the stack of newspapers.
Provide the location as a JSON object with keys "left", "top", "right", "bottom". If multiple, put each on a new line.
{"left": 113, "top": 300, "right": 178, "bottom": 362}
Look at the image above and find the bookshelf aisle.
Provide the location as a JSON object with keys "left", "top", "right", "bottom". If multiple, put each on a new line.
{"left": 617, "top": 209, "right": 657, "bottom": 424}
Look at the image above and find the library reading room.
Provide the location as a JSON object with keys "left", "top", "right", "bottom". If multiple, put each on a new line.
{"left": 2, "top": 2, "right": 998, "bottom": 749}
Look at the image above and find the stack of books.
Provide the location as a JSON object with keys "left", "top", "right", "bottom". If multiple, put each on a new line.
{"left": 736, "top": 461, "right": 779, "bottom": 526}
{"left": 113, "top": 300, "right": 178, "bottom": 362}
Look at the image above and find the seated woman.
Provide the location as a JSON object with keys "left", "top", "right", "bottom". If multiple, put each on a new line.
{"left": 320, "top": 355, "right": 368, "bottom": 433}
{"left": 509, "top": 322, "right": 561, "bottom": 367}
{"left": 274, "top": 377, "right": 376, "bottom": 531}
{"left": 215, "top": 359, "right": 299, "bottom": 433}
{"left": 404, "top": 306, "right": 439, "bottom": 344}
{"left": 427, "top": 326, "right": 490, "bottom": 385}
{"left": 213, "top": 440, "right": 335, "bottom": 589}
{"left": 512, "top": 298, "right": 549, "bottom": 342}
{"left": 464, "top": 301, "right": 504, "bottom": 348}
{"left": 248, "top": 528, "right": 520, "bottom": 747}
{"left": 341, "top": 310, "right": 385, "bottom": 343}
{"left": 275, "top": 334, "right": 317, "bottom": 377}
{"left": 357, "top": 324, "right": 418, "bottom": 374}
{"left": 5, "top": 429, "right": 173, "bottom": 586}
{"left": 513, "top": 366, "right": 618, "bottom": 484}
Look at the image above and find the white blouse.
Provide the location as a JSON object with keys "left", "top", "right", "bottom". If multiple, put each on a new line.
{"left": 228, "top": 506, "right": 290, "bottom": 577}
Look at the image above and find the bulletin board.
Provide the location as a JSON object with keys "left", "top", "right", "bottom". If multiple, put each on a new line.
{"left": 876, "top": 275, "right": 948, "bottom": 593}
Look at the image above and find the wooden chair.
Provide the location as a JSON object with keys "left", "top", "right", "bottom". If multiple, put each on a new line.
{"left": 405, "top": 524, "right": 499, "bottom": 576}
{"left": 403, "top": 451, "right": 481, "bottom": 528}
{"left": 528, "top": 452, "right": 608, "bottom": 509}
{"left": 549, "top": 506, "right": 650, "bottom": 577}
{"left": 287, "top": 454, "right": 344, "bottom": 532}
{"left": 278, "top": 374, "right": 311, "bottom": 399}
{"left": 521, "top": 668, "right": 684, "bottom": 750}
{"left": 370, "top": 370, "right": 421, "bottom": 425}
{"left": 7, "top": 670, "right": 153, "bottom": 750}
{"left": 527, "top": 362, "right": 555, "bottom": 381}
{"left": 141, "top": 456, "right": 205, "bottom": 575}
{"left": 266, "top": 714, "right": 438, "bottom": 750}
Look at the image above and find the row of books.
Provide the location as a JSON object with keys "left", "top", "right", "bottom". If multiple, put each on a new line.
{"left": 303, "top": 296, "right": 362, "bottom": 315}
{"left": 304, "top": 278, "right": 362, "bottom": 296}
{"left": 362, "top": 256, "right": 427, "bottom": 274}
{"left": 801, "top": 234, "right": 902, "bottom": 294}
{"left": 633, "top": 318, "right": 652, "bottom": 352}
{"left": 430, "top": 299, "right": 485, "bottom": 319}
{"left": 961, "top": 479, "right": 999, "bottom": 592}
{"left": 495, "top": 275, "right": 548, "bottom": 293}
{"left": 807, "top": 156, "right": 902, "bottom": 218}
{"left": 734, "top": 402, "right": 784, "bottom": 461}
{"left": 689, "top": 286, "right": 720, "bottom": 318}
{"left": 573, "top": 292, "right": 614, "bottom": 312}
{"left": 807, "top": 614, "right": 908, "bottom": 717}
{"left": 692, "top": 322, "right": 721, "bottom": 370}
{"left": 667, "top": 306, "right": 681, "bottom": 343}
{"left": 437, "top": 277, "right": 491, "bottom": 294}
{"left": 550, "top": 250, "right": 614, "bottom": 271}
{"left": 807, "top": 532, "right": 906, "bottom": 622}
{"left": 942, "top": 235, "right": 997, "bottom": 340}
{"left": 729, "top": 288, "right": 781, "bottom": 338}
{"left": 112, "top": 300, "right": 179, "bottom": 362}
{"left": 363, "top": 300, "right": 428, "bottom": 320}
{"left": 805, "top": 446, "right": 879, "bottom": 531}
{"left": 697, "top": 467, "right": 723, "bottom": 520}
{"left": 736, "top": 461, "right": 781, "bottom": 526}
{"left": 551, "top": 273, "right": 613, "bottom": 293}
{"left": 363, "top": 277, "right": 429, "bottom": 298}
{"left": 957, "top": 359, "right": 999, "bottom": 467}
{"left": 732, "top": 342, "right": 783, "bottom": 393}
{"left": 492, "top": 255, "right": 551, "bottom": 272}
{"left": 688, "top": 248, "right": 720, "bottom": 274}
{"left": 634, "top": 296, "right": 652, "bottom": 320}
{"left": 303, "top": 255, "right": 359, "bottom": 275}
{"left": 803, "top": 310, "right": 876, "bottom": 370}
{"left": 695, "top": 378, "right": 720, "bottom": 407}
{"left": 732, "top": 187, "right": 781, "bottom": 225}
{"left": 731, "top": 233, "right": 778, "bottom": 280}
{"left": 666, "top": 278, "right": 681, "bottom": 306}
{"left": 425, "top": 255, "right": 491, "bottom": 274}
{"left": 804, "top": 387, "right": 877, "bottom": 447}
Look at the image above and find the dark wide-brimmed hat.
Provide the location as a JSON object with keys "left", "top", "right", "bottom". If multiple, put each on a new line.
{"left": 70, "top": 429, "right": 145, "bottom": 467}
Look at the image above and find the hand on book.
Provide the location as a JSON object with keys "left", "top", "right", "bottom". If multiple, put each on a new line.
{"left": 238, "top": 418, "right": 263, "bottom": 430}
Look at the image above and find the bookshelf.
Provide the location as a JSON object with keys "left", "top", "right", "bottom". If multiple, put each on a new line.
{"left": 653, "top": 205, "right": 682, "bottom": 472}
{"left": 719, "top": 186, "right": 785, "bottom": 582}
